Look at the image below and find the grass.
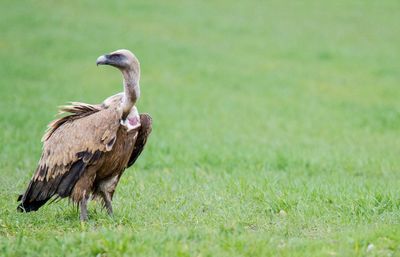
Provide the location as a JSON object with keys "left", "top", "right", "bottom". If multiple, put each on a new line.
{"left": 1, "top": 0, "right": 400, "bottom": 256}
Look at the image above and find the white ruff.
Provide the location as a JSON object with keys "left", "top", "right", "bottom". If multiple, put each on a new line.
{"left": 121, "top": 106, "right": 141, "bottom": 131}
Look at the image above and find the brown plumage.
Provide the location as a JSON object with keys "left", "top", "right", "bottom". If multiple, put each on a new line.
{"left": 17, "top": 49, "right": 152, "bottom": 220}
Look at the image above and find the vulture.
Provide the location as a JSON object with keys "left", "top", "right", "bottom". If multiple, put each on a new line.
{"left": 17, "top": 49, "right": 152, "bottom": 221}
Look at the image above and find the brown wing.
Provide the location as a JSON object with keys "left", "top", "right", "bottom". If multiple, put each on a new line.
{"left": 127, "top": 113, "right": 152, "bottom": 168}
{"left": 18, "top": 102, "right": 122, "bottom": 212}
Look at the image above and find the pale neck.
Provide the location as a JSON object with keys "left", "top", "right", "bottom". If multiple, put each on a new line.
{"left": 121, "top": 69, "right": 140, "bottom": 117}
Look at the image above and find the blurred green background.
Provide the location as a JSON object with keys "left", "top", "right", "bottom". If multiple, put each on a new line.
{"left": 1, "top": 1, "right": 400, "bottom": 256}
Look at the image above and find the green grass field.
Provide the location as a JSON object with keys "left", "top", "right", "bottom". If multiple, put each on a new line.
{"left": 1, "top": 0, "right": 400, "bottom": 256}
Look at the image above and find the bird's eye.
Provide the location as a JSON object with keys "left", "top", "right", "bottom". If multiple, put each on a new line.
{"left": 109, "top": 54, "right": 124, "bottom": 63}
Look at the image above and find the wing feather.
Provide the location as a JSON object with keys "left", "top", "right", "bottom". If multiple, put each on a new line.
{"left": 127, "top": 114, "right": 152, "bottom": 168}
{"left": 37, "top": 103, "right": 121, "bottom": 181}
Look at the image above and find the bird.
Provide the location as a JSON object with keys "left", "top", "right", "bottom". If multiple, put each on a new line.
{"left": 17, "top": 49, "right": 152, "bottom": 221}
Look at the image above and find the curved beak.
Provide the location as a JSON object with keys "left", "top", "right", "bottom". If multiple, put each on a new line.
{"left": 96, "top": 55, "right": 110, "bottom": 66}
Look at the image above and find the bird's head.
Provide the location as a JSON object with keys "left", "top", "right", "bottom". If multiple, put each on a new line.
{"left": 96, "top": 49, "right": 140, "bottom": 72}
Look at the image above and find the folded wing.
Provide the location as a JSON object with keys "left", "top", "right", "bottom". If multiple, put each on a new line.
{"left": 18, "top": 103, "right": 122, "bottom": 212}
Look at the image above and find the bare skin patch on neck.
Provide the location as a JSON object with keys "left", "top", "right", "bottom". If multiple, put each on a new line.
{"left": 121, "top": 106, "right": 140, "bottom": 131}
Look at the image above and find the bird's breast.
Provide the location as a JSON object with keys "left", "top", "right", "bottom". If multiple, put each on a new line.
{"left": 97, "top": 126, "right": 138, "bottom": 179}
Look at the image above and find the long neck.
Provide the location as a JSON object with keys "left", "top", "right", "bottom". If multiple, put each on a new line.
{"left": 121, "top": 69, "right": 140, "bottom": 117}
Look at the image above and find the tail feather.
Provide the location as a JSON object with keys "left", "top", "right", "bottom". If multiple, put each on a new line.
{"left": 17, "top": 178, "right": 51, "bottom": 212}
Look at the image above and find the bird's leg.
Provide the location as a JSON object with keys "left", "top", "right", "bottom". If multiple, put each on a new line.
{"left": 101, "top": 191, "right": 113, "bottom": 216}
{"left": 98, "top": 175, "right": 119, "bottom": 217}
{"left": 79, "top": 194, "right": 90, "bottom": 221}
